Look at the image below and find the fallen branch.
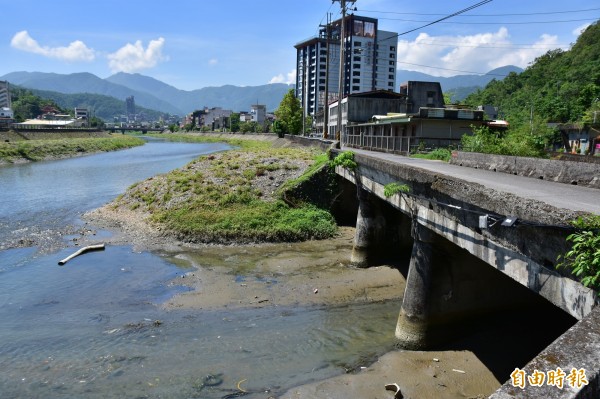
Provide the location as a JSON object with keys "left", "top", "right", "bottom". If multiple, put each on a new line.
{"left": 58, "top": 243, "right": 106, "bottom": 265}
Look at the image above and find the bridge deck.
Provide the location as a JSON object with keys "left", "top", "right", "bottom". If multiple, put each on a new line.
{"left": 343, "top": 146, "right": 600, "bottom": 215}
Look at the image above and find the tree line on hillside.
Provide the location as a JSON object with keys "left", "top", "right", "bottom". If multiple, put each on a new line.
{"left": 9, "top": 87, "right": 101, "bottom": 127}
{"left": 9, "top": 86, "right": 169, "bottom": 124}
{"left": 462, "top": 20, "right": 600, "bottom": 156}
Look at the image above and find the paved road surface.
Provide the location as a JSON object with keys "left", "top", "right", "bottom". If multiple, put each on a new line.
{"left": 344, "top": 147, "right": 600, "bottom": 214}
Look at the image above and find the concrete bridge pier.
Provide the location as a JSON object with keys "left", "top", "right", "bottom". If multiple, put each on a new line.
{"left": 351, "top": 186, "right": 386, "bottom": 267}
{"left": 395, "top": 222, "right": 435, "bottom": 349}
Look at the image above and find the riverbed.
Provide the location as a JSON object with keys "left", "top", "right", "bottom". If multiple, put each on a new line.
{"left": 0, "top": 139, "right": 414, "bottom": 398}
{"left": 0, "top": 137, "right": 573, "bottom": 399}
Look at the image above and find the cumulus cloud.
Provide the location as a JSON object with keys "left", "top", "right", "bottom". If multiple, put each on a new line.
{"left": 10, "top": 30, "right": 95, "bottom": 62}
{"left": 396, "top": 27, "right": 565, "bottom": 76}
{"left": 269, "top": 69, "right": 296, "bottom": 84}
{"left": 573, "top": 23, "right": 591, "bottom": 36}
{"left": 208, "top": 58, "right": 218, "bottom": 66}
{"left": 107, "top": 37, "right": 168, "bottom": 73}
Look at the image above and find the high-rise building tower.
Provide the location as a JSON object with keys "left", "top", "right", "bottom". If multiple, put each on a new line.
{"left": 0, "top": 80, "right": 11, "bottom": 109}
{"left": 125, "top": 96, "right": 135, "bottom": 120}
{"left": 294, "top": 15, "right": 398, "bottom": 118}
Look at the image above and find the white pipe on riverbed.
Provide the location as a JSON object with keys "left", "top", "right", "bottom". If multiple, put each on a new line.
{"left": 58, "top": 243, "right": 106, "bottom": 265}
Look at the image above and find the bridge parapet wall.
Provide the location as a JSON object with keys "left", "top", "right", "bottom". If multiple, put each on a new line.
{"left": 449, "top": 151, "right": 600, "bottom": 189}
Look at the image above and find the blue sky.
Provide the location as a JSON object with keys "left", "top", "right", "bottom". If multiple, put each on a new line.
{"left": 1, "top": 0, "right": 597, "bottom": 91}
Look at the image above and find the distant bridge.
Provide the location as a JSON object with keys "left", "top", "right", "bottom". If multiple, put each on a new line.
{"left": 109, "top": 127, "right": 165, "bottom": 134}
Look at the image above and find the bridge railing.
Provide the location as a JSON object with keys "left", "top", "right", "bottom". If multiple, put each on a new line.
{"left": 345, "top": 133, "right": 461, "bottom": 154}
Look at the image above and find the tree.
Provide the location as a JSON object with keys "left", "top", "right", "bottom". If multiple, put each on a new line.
{"left": 230, "top": 113, "right": 240, "bottom": 132}
{"left": 274, "top": 89, "right": 303, "bottom": 135}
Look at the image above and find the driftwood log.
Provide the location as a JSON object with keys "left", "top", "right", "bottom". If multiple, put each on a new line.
{"left": 58, "top": 243, "right": 106, "bottom": 265}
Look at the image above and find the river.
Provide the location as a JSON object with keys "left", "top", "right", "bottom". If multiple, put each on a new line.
{"left": 0, "top": 139, "right": 401, "bottom": 398}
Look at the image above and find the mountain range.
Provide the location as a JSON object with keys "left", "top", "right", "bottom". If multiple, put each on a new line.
{"left": 0, "top": 65, "right": 522, "bottom": 119}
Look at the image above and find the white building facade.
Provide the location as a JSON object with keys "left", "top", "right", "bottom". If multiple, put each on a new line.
{"left": 294, "top": 15, "right": 398, "bottom": 119}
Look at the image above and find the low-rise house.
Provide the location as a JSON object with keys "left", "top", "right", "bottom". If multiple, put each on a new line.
{"left": 345, "top": 107, "right": 484, "bottom": 154}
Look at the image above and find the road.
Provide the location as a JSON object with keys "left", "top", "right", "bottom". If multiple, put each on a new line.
{"left": 344, "top": 147, "right": 600, "bottom": 215}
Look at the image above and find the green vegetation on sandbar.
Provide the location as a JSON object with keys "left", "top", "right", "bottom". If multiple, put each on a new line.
{"left": 115, "top": 137, "right": 338, "bottom": 243}
{"left": 148, "top": 133, "right": 272, "bottom": 151}
{"left": 0, "top": 136, "right": 145, "bottom": 163}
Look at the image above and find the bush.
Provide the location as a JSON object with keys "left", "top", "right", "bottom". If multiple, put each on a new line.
{"left": 557, "top": 215, "right": 600, "bottom": 293}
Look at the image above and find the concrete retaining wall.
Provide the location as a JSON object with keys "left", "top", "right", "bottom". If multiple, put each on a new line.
{"left": 449, "top": 151, "right": 600, "bottom": 189}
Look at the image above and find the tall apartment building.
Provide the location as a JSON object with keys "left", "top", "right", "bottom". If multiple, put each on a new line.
{"left": 125, "top": 96, "right": 135, "bottom": 119}
{"left": 0, "top": 80, "right": 11, "bottom": 109}
{"left": 294, "top": 15, "right": 398, "bottom": 118}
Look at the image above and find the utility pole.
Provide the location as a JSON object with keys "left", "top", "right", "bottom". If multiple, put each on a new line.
{"left": 320, "top": 13, "right": 332, "bottom": 139}
{"left": 333, "top": 0, "right": 356, "bottom": 141}
{"left": 301, "top": 49, "right": 307, "bottom": 136}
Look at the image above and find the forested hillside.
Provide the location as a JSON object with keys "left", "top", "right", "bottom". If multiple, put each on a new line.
{"left": 465, "top": 21, "right": 600, "bottom": 128}
{"left": 25, "top": 88, "right": 166, "bottom": 122}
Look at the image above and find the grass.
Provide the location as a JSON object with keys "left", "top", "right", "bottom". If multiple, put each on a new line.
{"left": 115, "top": 137, "right": 338, "bottom": 243}
{"left": 0, "top": 136, "right": 145, "bottom": 163}
{"left": 410, "top": 148, "right": 452, "bottom": 162}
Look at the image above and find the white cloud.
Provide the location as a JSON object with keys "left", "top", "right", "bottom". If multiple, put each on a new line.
{"left": 269, "top": 69, "right": 296, "bottom": 84}
{"left": 10, "top": 30, "right": 95, "bottom": 62}
{"left": 572, "top": 23, "right": 591, "bottom": 37}
{"left": 396, "top": 27, "right": 565, "bottom": 76}
{"left": 208, "top": 58, "right": 218, "bottom": 66}
{"left": 107, "top": 37, "right": 168, "bottom": 73}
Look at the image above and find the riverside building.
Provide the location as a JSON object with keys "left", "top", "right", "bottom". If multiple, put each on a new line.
{"left": 294, "top": 15, "right": 398, "bottom": 121}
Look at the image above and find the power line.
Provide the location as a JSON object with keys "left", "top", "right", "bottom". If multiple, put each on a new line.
{"left": 376, "top": 17, "right": 599, "bottom": 25}
{"left": 400, "top": 41, "right": 571, "bottom": 50}
{"left": 393, "top": 0, "right": 494, "bottom": 36}
{"left": 396, "top": 61, "right": 514, "bottom": 76}
{"left": 357, "top": 7, "right": 600, "bottom": 17}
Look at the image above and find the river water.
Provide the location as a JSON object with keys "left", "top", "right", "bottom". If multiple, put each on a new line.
{"left": 0, "top": 139, "right": 401, "bottom": 398}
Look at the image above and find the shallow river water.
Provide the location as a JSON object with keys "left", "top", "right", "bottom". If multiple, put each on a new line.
{"left": 0, "top": 139, "right": 401, "bottom": 398}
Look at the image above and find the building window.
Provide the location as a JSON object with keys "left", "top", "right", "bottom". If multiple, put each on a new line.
{"left": 427, "top": 91, "right": 435, "bottom": 106}
{"left": 352, "top": 86, "right": 360, "bottom": 91}
{"left": 353, "top": 71, "right": 360, "bottom": 76}
{"left": 353, "top": 78, "right": 360, "bottom": 83}
{"left": 389, "top": 75, "right": 394, "bottom": 80}
{"left": 389, "top": 61, "right": 395, "bottom": 66}
{"left": 320, "top": 57, "right": 326, "bottom": 62}
{"left": 390, "top": 46, "right": 396, "bottom": 51}
{"left": 390, "top": 53, "right": 395, "bottom": 58}
{"left": 353, "top": 56, "right": 361, "bottom": 61}
{"left": 389, "top": 67, "right": 394, "bottom": 73}
{"left": 319, "top": 79, "right": 325, "bottom": 84}
{"left": 388, "top": 82, "right": 394, "bottom": 87}
{"left": 353, "top": 64, "right": 360, "bottom": 69}
{"left": 320, "top": 71, "right": 326, "bottom": 77}
{"left": 354, "top": 41, "right": 362, "bottom": 46}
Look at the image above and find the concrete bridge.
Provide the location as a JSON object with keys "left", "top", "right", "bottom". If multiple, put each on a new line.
{"left": 329, "top": 147, "right": 600, "bottom": 398}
